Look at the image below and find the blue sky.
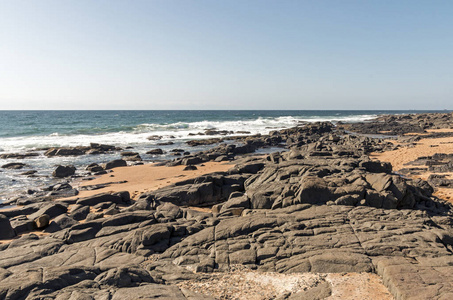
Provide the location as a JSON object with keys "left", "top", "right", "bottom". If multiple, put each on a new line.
{"left": 0, "top": 0, "right": 452, "bottom": 110}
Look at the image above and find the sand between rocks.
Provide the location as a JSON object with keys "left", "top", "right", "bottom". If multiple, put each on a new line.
{"left": 72, "top": 161, "right": 233, "bottom": 200}
{"left": 371, "top": 129, "right": 453, "bottom": 202}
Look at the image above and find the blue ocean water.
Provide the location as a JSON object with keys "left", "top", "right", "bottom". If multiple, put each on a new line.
{"left": 0, "top": 110, "right": 449, "bottom": 200}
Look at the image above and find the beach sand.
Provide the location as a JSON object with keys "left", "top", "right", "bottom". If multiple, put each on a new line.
{"left": 371, "top": 129, "right": 453, "bottom": 202}
{"left": 71, "top": 161, "right": 234, "bottom": 200}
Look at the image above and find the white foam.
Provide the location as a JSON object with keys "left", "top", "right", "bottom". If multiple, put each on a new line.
{"left": 0, "top": 114, "right": 376, "bottom": 153}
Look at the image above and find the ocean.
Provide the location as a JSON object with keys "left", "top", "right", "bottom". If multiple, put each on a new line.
{"left": 0, "top": 110, "right": 448, "bottom": 200}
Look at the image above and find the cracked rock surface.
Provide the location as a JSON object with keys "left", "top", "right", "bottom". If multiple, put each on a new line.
{"left": 1, "top": 117, "right": 453, "bottom": 299}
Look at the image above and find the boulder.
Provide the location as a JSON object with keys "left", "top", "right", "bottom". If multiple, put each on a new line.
{"left": 0, "top": 214, "right": 16, "bottom": 239}
{"left": 103, "top": 159, "right": 127, "bottom": 170}
{"left": 53, "top": 165, "right": 76, "bottom": 178}
{"left": 45, "top": 147, "right": 88, "bottom": 157}
{"left": 183, "top": 165, "right": 197, "bottom": 171}
{"left": 147, "top": 149, "right": 164, "bottom": 155}
{"left": 121, "top": 151, "right": 139, "bottom": 157}
{"left": 34, "top": 214, "right": 50, "bottom": 229}
{"left": 29, "top": 203, "right": 68, "bottom": 220}
{"left": 123, "top": 154, "right": 142, "bottom": 162}
{"left": 45, "top": 215, "right": 78, "bottom": 233}
{"left": 86, "top": 163, "right": 104, "bottom": 172}
{"left": 70, "top": 206, "right": 91, "bottom": 221}
{"left": 182, "top": 157, "right": 203, "bottom": 165}
{"left": 220, "top": 193, "right": 250, "bottom": 212}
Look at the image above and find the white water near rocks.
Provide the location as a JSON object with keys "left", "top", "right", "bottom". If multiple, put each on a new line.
{"left": 0, "top": 110, "right": 442, "bottom": 201}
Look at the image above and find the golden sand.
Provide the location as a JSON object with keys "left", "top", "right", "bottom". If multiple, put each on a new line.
{"left": 72, "top": 161, "right": 233, "bottom": 200}
{"left": 371, "top": 129, "right": 453, "bottom": 202}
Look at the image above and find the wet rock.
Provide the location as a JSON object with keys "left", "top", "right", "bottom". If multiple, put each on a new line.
{"left": 90, "top": 143, "right": 117, "bottom": 151}
{"left": 157, "top": 142, "right": 174, "bottom": 146}
{"left": 121, "top": 151, "right": 139, "bottom": 157}
{"left": 45, "top": 147, "right": 86, "bottom": 157}
{"left": 20, "top": 170, "right": 37, "bottom": 175}
{"left": 0, "top": 152, "right": 39, "bottom": 159}
{"left": 187, "top": 138, "right": 223, "bottom": 146}
{"left": 1, "top": 162, "right": 26, "bottom": 169}
{"left": 124, "top": 154, "right": 142, "bottom": 162}
{"left": 147, "top": 149, "right": 164, "bottom": 155}
{"left": 86, "top": 163, "right": 104, "bottom": 172}
{"left": 147, "top": 135, "right": 162, "bottom": 140}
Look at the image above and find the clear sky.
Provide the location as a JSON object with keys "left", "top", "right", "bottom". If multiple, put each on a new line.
{"left": 0, "top": 0, "right": 452, "bottom": 110}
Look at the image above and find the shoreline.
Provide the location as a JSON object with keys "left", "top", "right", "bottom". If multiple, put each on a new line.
{"left": 1, "top": 112, "right": 453, "bottom": 299}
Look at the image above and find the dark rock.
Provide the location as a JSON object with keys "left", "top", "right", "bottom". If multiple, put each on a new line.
{"left": 214, "top": 155, "right": 229, "bottom": 162}
{"left": 0, "top": 214, "right": 16, "bottom": 239}
{"left": 0, "top": 152, "right": 39, "bottom": 159}
{"left": 187, "top": 138, "right": 223, "bottom": 146}
{"left": 1, "top": 162, "right": 26, "bottom": 169}
{"left": 124, "top": 154, "right": 142, "bottom": 162}
{"left": 182, "top": 157, "right": 203, "bottom": 165}
{"left": 45, "top": 147, "right": 86, "bottom": 157}
{"left": 147, "top": 149, "right": 164, "bottom": 155}
{"left": 20, "top": 170, "right": 37, "bottom": 175}
{"left": 90, "top": 143, "right": 117, "bottom": 151}
{"left": 29, "top": 203, "right": 68, "bottom": 220}
{"left": 157, "top": 142, "right": 174, "bottom": 146}
{"left": 183, "top": 165, "right": 198, "bottom": 171}
{"left": 45, "top": 215, "right": 78, "bottom": 233}
{"left": 121, "top": 151, "right": 139, "bottom": 157}
{"left": 70, "top": 206, "right": 91, "bottom": 221}
{"left": 86, "top": 163, "right": 104, "bottom": 172}
{"left": 103, "top": 159, "right": 127, "bottom": 170}
{"left": 11, "top": 217, "right": 35, "bottom": 234}
{"left": 76, "top": 192, "right": 130, "bottom": 207}
{"left": 53, "top": 165, "right": 76, "bottom": 178}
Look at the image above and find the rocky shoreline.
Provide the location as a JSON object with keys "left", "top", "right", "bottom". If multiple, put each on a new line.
{"left": 1, "top": 112, "right": 453, "bottom": 299}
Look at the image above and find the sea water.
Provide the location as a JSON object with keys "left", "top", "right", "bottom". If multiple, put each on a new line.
{"left": 0, "top": 110, "right": 447, "bottom": 200}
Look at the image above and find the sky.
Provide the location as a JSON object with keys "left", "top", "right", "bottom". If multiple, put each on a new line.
{"left": 0, "top": 0, "right": 452, "bottom": 110}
